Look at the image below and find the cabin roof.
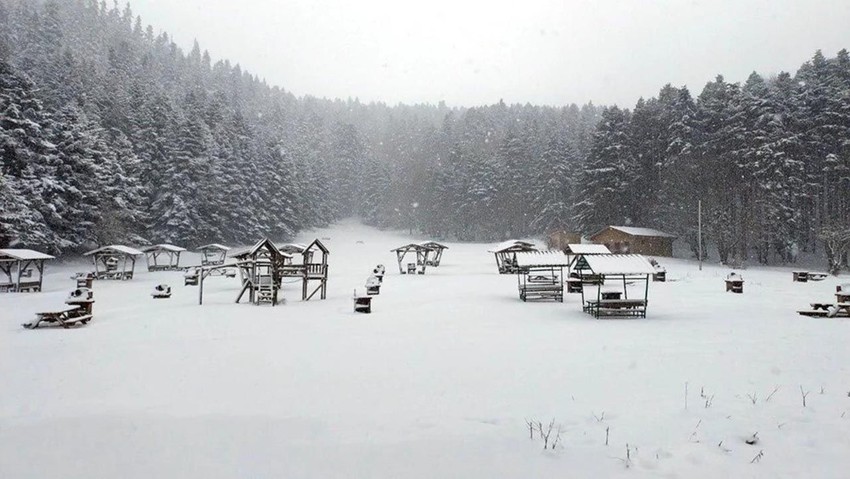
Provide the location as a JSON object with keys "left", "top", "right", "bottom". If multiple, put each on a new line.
{"left": 0, "top": 249, "right": 55, "bottom": 261}
{"left": 84, "top": 245, "right": 144, "bottom": 256}
{"left": 573, "top": 254, "right": 657, "bottom": 275}
{"left": 141, "top": 244, "right": 187, "bottom": 253}
{"left": 514, "top": 251, "right": 571, "bottom": 267}
{"left": 564, "top": 244, "right": 611, "bottom": 255}
{"left": 592, "top": 226, "right": 677, "bottom": 239}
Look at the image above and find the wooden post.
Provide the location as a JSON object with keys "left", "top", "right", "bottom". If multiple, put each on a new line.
{"left": 15, "top": 259, "right": 22, "bottom": 292}
{"left": 199, "top": 267, "right": 204, "bottom": 305}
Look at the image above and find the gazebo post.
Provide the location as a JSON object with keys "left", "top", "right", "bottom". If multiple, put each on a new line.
{"left": 15, "top": 259, "right": 22, "bottom": 292}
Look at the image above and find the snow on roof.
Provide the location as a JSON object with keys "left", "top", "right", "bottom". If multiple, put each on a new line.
{"left": 599, "top": 226, "right": 677, "bottom": 238}
{"left": 84, "top": 245, "right": 144, "bottom": 256}
{"left": 391, "top": 243, "right": 432, "bottom": 252}
{"left": 279, "top": 243, "right": 308, "bottom": 253}
{"left": 488, "top": 240, "right": 538, "bottom": 254}
{"left": 565, "top": 244, "right": 611, "bottom": 255}
{"left": 0, "top": 249, "right": 55, "bottom": 261}
{"left": 514, "top": 251, "right": 571, "bottom": 267}
{"left": 576, "top": 254, "right": 657, "bottom": 275}
{"left": 419, "top": 241, "right": 449, "bottom": 249}
{"left": 230, "top": 239, "right": 293, "bottom": 260}
{"left": 197, "top": 244, "right": 231, "bottom": 251}
{"left": 141, "top": 244, "right": 187, "bottom": 253}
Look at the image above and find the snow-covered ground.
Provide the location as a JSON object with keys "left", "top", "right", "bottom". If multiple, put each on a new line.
{"left": 2, "top": 220, "right": 849, "bottom": 478}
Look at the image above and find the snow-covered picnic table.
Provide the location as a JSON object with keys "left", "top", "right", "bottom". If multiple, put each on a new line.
{"left": 23, "top": 305, "right": 92, "bottom": 329}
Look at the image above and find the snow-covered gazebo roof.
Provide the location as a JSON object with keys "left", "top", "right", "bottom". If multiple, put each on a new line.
{"left": 0, "top": 249, "right": 55, "bottom": 261}
{"left": 84, "top": 245, "right": 144, "bottom": 256}
{"left": 564, "top": 244, "right": 611, "bottom": 255}
{"left": 488, "top": 240, "right": 537, "bottom": 254}
{"left": 573, "top": 254, "right": 656, "bottom": 275}
{"left": 514, "top": 251, "right": 571, "bottom": 268}
{"left": 141, "top": 244, "right": 187, "bottom": 253}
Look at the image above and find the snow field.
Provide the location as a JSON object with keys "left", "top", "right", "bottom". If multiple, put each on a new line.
{"left": 1, "top": 220, "right": 849, "bottom": 478}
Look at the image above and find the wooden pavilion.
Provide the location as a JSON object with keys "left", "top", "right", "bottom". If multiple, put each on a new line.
{"left": 572, "top": 254, "right": 656, "bottom": 319}
{"left": 0, "top": 249, "right": 54, "bottom": 292}
{"left": 391, "top": 243, "right": 434, "bottom": 274}
{"left": 197, "top": 244, "right": 230, "bottom": 266}
{"left": 419, "top": 241, "right": 449, "bottom": 266}
{"left": 141, "top": 244, "right": 187, "bottom": 272}
{"left": 231, "top": 239, "right": 292, "bottom": 306}
{"left": 84, "top": 245, "right": 144, "bottom": 280}
{"left": 513, "top": 251, "right": 571, "bottom": 302}
{"left": 489, "top": 240, "right": 538, "bottom": 274}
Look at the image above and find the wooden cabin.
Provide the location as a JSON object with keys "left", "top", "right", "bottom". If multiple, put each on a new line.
{"left": 391, "top": 244, "right": 434, "bottom": 275}
{"left": 589, "top": 226, "right": 676, "bottom": 257}
{"left": 489, "top": 240, "right": 538, "bottom": 274}
{"left": 231, "top": 239, "right": 292, "bottom": 306}
{"left": 572, "top": 254, "right": 656, "bottom": 318}
{"left": 141, "top": 244, "right": 187, "bottom": 272}
{"left": 419, "top": 241, "right": 449, "bottom": 266}
{"left": 197, "top": 244, "right": 231, "bottom": 266}
{"left": 546, "top": 231, "right": 582, "bottom": 251}
{"left": 84, "top": 245, "right": 144, "bottom": 280}
{"left": 0, "top": 249, "right": 54, "bottom": 292}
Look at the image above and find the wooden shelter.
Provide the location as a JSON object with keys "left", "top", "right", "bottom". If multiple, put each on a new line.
{"left": 0, "top": 249, "right": 54, "bottom": 292}
{"left": 84, "top": 245, "right": 143, "bottom": 280}
{"left": 391, "top": 243, "right": 434, "bottom": 274}
{"left": 197, "top": 244, "right": 231, "bottom": 266}
{"left": 590, "top": 226, "right": 676, "bottom": 257}
{"left": 142, "top": 244, "right": 187, "bottom": 272}
{"left": 419, "top": 241, "right": 449, "bottom": 266}
{"left": 513, "top": 251, "right": 571, "bottom": 302}
{"left": 489, "top": 240, "right": 538, "bottom": 274}
{"left": 231, "top": 239, "right": 292, "bottom": 306}
{"left": 546, "top": 231, "right": 582, "bottom": 251}
{"left": 572, "top": 254, "right": 656, "bottom": 318}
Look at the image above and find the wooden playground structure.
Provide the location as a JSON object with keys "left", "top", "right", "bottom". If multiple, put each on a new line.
{"left": 0, "top": 249, "right": 54, "bottom": 292}
{"left": 83, "top": 245, "right": 144, "bottom": 280}
{"left": 141, "top": 244, "right": 187, "bottom": 271}
{"left": 197, "top": 238, "right": 329, "bottom": 306}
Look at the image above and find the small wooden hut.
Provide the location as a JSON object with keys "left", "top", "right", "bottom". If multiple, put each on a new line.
{"left": 572, "top": 254, "right": 656, "bottom": 318}
{"left": 419, "top": 241, "right": 449, "bottom": 266}
{"left": 589, "top": 226, "right": 676, "bottom": 257}
{"left": 84, "top": 245, "right": 143, "bottom": 280}
{"left": 231, "top": 239, "right": 292, "bottom": 306}
{"left": 197, "top": 244, "right": 231, "bottom": 266}
{"left": 0, "top": 249, "right": 54, "bottom": 292}
{"left": 391, "top": 243, "right": 434, "bottom": 274}
{"left": 489, "top": 240, "right": 538, "bottom": 274}
{"left": 141, "top": 244, "right": 187, "bottom": 272}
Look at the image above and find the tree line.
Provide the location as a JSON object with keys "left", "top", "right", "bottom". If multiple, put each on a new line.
{"left": 1, "top": 0, "right": 848, "bottom": 271}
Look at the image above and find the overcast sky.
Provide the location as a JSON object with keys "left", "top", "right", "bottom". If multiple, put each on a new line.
{"left": 129, "top": 0, "right": 850, "bottom": 108}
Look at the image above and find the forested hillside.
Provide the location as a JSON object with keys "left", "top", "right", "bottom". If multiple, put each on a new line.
{"left": 1, "top": 0, "right": 848, "bottom": 270}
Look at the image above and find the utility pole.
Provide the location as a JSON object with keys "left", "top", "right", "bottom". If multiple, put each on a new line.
{"left": 698, "top": 200, "right": 703, "bottom": 271}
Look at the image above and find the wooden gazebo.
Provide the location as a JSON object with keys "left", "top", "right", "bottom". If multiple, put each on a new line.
{"left": 419, "top": 241, "right": 449, "bottom": 266}
{"left": 0, "top": 249, "right": 54, "bottom": 292}
{"left": 84, "top": 245, "right": 144, "bottom": 280}
{"left": 391, "top": 243, "right": 434, "bottom": 275}
{"left": 513, "top": 251, "right": 571, "bottom": 302}
{"left": 141, "top": 244, "right": 187, "bottom": 272}
{"left": 197, "top": 244, "right": 230, "bottom": 266}
{"left": 231, "top": 239, "right": 292, "bottom": 306}
{"left": 489, "top": 240, "right": 538, "bottom": 274}
{"left": 572, "top": 254, "right": 656, "bottom": 319}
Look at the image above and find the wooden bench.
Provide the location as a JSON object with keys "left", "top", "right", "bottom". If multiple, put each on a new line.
{"left": 585, "top": 299, "right": 647, "bottom": 318}
{"left": 23, "top": 306, "right": 92, "bottom": 329}
{"left": 519, "top": 283, "right": 564, "bottom": 302}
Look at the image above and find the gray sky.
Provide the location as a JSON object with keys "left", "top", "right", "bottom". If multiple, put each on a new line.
{"left": 130, "top": 0, "right": 850, "bottom": 107}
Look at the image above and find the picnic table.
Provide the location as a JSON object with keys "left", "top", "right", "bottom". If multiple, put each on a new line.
{"left": 584, "top": 298, "right": 647, "bottom": 318}
{"left": 23, "top": 305, "right": 92, "bottom": 329}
